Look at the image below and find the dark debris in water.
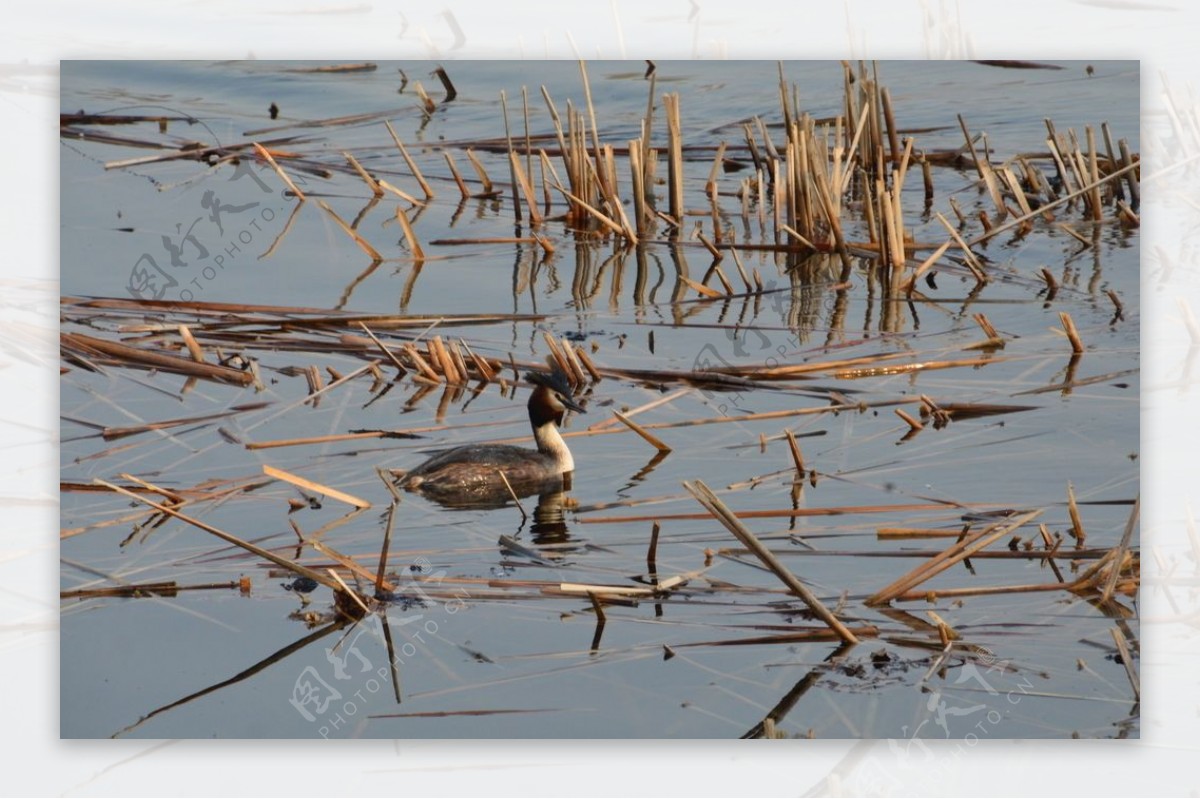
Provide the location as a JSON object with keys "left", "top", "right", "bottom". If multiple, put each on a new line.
{"left": 282, "top": 576, "right": 319, "bottom": 594}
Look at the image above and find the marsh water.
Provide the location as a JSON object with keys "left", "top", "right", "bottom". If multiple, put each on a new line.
{"left": 60, "top": 60, "right": 1139, "bottom": 739}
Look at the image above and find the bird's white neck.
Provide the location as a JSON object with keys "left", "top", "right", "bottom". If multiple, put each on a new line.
{"left": 533, "top": 420, "right": 574, "bottom": 473}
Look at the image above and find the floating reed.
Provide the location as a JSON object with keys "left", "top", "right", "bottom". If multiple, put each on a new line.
{"left": 613, "top": 411, "right": 672, "bottom": 453}
{"left": 865, "top": 509, "right": 1042, "bottom": 605}
{"left": 261, "top": 464, "right": 371, "bottom": 509}
{"left": 252, "top": 142, "right": 305, "bottom": 200}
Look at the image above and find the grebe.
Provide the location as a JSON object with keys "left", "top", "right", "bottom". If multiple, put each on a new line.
{"left": 396, "top": 370, "right": 585, "bottom": 507}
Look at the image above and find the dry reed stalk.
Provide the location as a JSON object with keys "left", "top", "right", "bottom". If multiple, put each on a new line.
{"left": 402, "top": 343, "right": 440, "bottom": 381}
{"left": 934, "top": 212, "right": 986, "bottom": 282}
{"left": 343, "top": 151, "right": 384, "bottom": 197}
{"left": 317, "top": 200, "right": 382, "bottom": 261}
{"left": 377, "top": 179, "right": 423, "bottom": 206}
{"left": 262, "top": 464, "right": 371, "bottom": 509}
{"left": 781, "top": 224, "right": 817, "bottom": 250}
{"left": 613, "top": 411, "right": 672, "bottom": 453}
{"left": 311, "top": 540, "right": 396, "bottom": 593}
{"left": 442, "top": 151, "right": 471, "bottom": 199}
{"left": 1000, "top": 166, "right": 1034, "bottom": 218}
{"left": 578, "top": 499, "right": 956, "bottom": 525}
{"left": 1117, "top": 138, "right": 1139, "bottom": 203}
{"left": 684, "top": 479, "right": 859, "bottom": 644}
{"left": 305, "top": 365, "right": 324, "bottom": 401}
{"left": 729, "top": 248, "right": 753, "bottom": 293}
{"left": 508, "top": 152, "right": 544, "bottom": 226}
{"left": 394, "top": 206, "right": 425, "bottom": 260}
{"left": 431, "top": 336, "right": 461, "bottom": 383}
{"left": 680, "top": 275, "right": 724, "bottom": 299}
{"left": 458, "top": 338, "right": 495, "bottom": 382}
{"left": 252, "top": 143, "right": 306, "bottom": 200}
{"left": 588, "top": 388, "right": 687, "bottom": 432}
{"left": 832, "top": 355, "right": 1003, "bottom": 380}
{"left": 1086, "top": 126, "right": 1103, "bottom": 220}
{"left": 876, "top": 528, "right": 960, "bottom": 539}
{"left": 1040, "top": 267, "right": 1059, "bottom": 296}
{"left": 783, "top": 429, "right": 806, "bottom": 476}
{"left": 903, "top": 240, "right": 952, "bottom": 294}
{"left": 1056, "top": 222, "right": 1092, "bottom": 247}
{"left": 1110, "top": 626, "right": 1140, "bottom": 701}
{"left": 552, "top": 183, "right": 626, "bottom": 237}
{"left": 464, "top": 148, "right": 494, "bottom": 195}
{"left": 178, "top": 324, "right": 205, "bottom": 363}
{"left": 244, "top": 431, "right": 388, "bottom": 450}
{"left": 447, "top": 340, "right": 471, "bottom": 384}
{"left": 384, "top": 120, "right": 434, "bottom": 199}
{"left": 1116, "top": 201, "right": 1139, "bottom": 227}
{"left": 541, "top": 331, "right": 572, "bottom": 378}
{"left": 94, "top": 478, "right": 347, "bottom": 594}
{"left": 888, "top": 580, "right": 1079, "bottom": 602}
{"left": 574, "top": 345, "right": 602, "bottom": 383}
{"left": 495, "top": 470, "right": 528, "bottom": 520}
{"left": 559, "top": 336, "right": 588, "bottom": 386}
{"left": 1066, "top": 481, "right": 1087, "bottom": 543}
{"left": 664, "top": 93, "right": 684, "bottom": 225}
{"left": 647, "top": 520, "right": 661, "bottom": 573}
{"left": 866, "top": 509, "right": 1042, "bottom": 605}
{"left": 61, "top": 580, "right": 244, "bottom": 600}
{"left": 375, "top": 501, "right": 397, "bottom": 594}
{"left": 1059, "top": 311, "right": 1085, "bottom": 354}
{"left": 894, "top": 408, "right": 924, "bottom": 432}
{"left": 629, "top": 138, "right": 647, "bottom": 235}
{"left": 61, "top": 332, "right": 254, "bottom": 385}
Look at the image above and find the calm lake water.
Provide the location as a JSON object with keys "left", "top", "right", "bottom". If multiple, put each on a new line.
{"left": 61, "top": 59, "right": 1139, "bottom": 739}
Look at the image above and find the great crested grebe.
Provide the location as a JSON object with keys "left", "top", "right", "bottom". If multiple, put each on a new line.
{"left": 396, "top": 370, "right": 585, "bottom": 507}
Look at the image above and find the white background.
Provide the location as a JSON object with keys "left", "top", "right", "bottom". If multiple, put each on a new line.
{"left": 9, "top": 1, "right": 1195, "bottom": 795}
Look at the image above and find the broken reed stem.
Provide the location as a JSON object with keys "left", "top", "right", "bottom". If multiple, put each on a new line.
{"left": 934, "top": 212, "right": 986, "bottom": 282}
{"left": 865, "top": 509, "right": 1042, "bottom": 605}
{"left": 683, "top": 479, "right": 859, "bottom": 644}
{"left": 664, "top": 93, "right": 684, "bottom": 226}
{"left": 176, "top": 324, "right": 206, "bottom": 364}
{"left": 252, "top": 142, "right": 306, "bottom": 200}
{"left": 343, "top": 151, "right": 384, "bottom": 197}
{"left": 613, "top": 410, "right": 672, "bottom": 453}
{"left": 647, "top": 520, "right": 661, "bottom": 573}
{"left": 384, "top": 120, "right": 434, "bottom": 199}
{"left": 317, "top": 200, "right": 382, "bottom": 261}
{"left": 357, "top": 322, "right": 409, "bottom": 374}
{"left": 1059, "top": 311, "right": 1085, "bottom": 354}
{"left": 375, "top": 501, "right": 397, "bottom": 595}
{"left": 443, "top": 151, "right": 471, "bottom": 199}
{"left": 394, "top": 206, "right": 425, "bottom": 260}
{"left": 894, "top": 407, "right": 924, "bottom": 431}
{"left": 1066, "top": 481, "right": 1086, "bottom": 544}
{"left": 783, "top": 429, "right": 806, "bottom": 476}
